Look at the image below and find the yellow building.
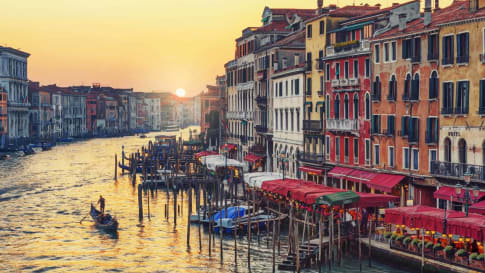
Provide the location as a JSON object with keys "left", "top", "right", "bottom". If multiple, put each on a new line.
{"left": 432, "top": 1, "right": 485, "bottom": 189}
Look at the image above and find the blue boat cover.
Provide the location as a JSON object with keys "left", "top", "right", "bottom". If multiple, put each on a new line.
{"left": 212, "top": 206, "right": 246, "bottom": 222}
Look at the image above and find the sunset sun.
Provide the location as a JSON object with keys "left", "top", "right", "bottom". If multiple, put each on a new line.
{"left": 175, "top": 88, "right": 186, "bottom": 97}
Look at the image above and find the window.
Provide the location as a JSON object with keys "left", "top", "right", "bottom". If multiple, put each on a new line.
{"left": 326, "top": 135, "right": 330, "bottom": 157}
{"left": 444, "top": 137, "right": 452, "bottom": 162}
{"left": 442, "top": 35, "right": 454, "bottom": 65}
{"left": 334, "top": 95, "right": 340, "bottom": 120}
{"left": 279, "top": 82, "right": 283, "bottom": 97}
{"left": 335, "top": 136, "right": 340, "bottom": 160}
{"left": 411, "top": 73, "right": 420, "bottom": 100}
{"left": 291, "top": 110, "right": 294, "bottom": 131}
{"left": 296, "top": 110, "right": 300, "bottom": 131}
{"left": 318, "top": 50, "right": 324, "bottom": 70}
{"left": 336, "top": 63, "right": 341, "bottom": 80}
{"left": 280, "top": 110, "right": 283, "bottom": 130}
{"left": 353, "top": 93, "right": 359, "bottom": 120}
{"left": 480, "top": 80, "right": 485, "bottom": 114}
{"left": 353, "top": 60, "right": 358, "bottom": 78}
{"left": 391, "top": 41, "right": 397, "bottom": 61}
{"left": 344, "top": 138, "right": 349, "bottom": 162}
{"left": 412, "top": 149, "right": 419, "bottom": 170}
{"left": 275, "top": 110, "right": 278, "bottom": 130}
{"left": 388, "top": 75, "right": 397, "bottom": 101}
{"left": 351, "top": 138, "right": 358, "bottom": 162}
{"left": 307, "top": 24, "right": 312, "bottom": 38}
{"left": 285, "top": 81, "right": 288, "bottom": 96}
{"left": 285, "top": 110, "right": 288, "bottom": 130}
{"left": 427, "top": 34, "right": 439, "bottom": 60}
{"left": 344, "top": 61, "right": 349, "bottom": 79}
{"left": 374, "top": 144, "right": 380, "bottom": 165}
{"left": 429, "top": 150, "right": 437, "bottom": 172}
{"left": 387, "top": 115, "right": 395, "bottom": 136}
{"left": 455, "top": 81, "right": 469, "bottom": 115}
{"left": 306, "top": 78, "right": 312, "bottom": 95}
{"left": 371, "top": 114, "right": 381, "bottom": 134}
{"left": 326, "top": 64, "right": 330, "bottom": 81}
{"left": 425, "top": 117, "right": 438, "bottom": 144}
{"left": 456, "top": 32, "right": 469, "bottom": 64}
{"left": 344, "top": 94, "right": 349, "bottom": 119}
{"left": 458, "top": 138, "right": 467, "bottom": 164}
{"left": 388, "top": 146, "right": 395, "bottom": 168}
{"left": 326, "top": 95, "right": 330, "bottom": 119}
{"left": 319, "top": 20, "right": 325, "bottom": 35}
{"left": 442, "top": 82, "right": 454, "bottom": 114}
{"left": 295, "top": 79, "right": 300, "bottom": 95}
{"left": 409, "top": 117, "right": 420, "bottom": 143}
{"left": 319, "top": 76, "right": 324, "bottom": 93}
{"left": 403, "top": 147, "right": 410, "bottom": 169}
{"left": 365, "top": 58, "right": 370, "bottom": 77}
{"left": 372, "top": 76, "right": 381, "bottom": 101}
{"left": 275, "top": 82, "right": 278, "bottom": 97}
{"left": 306, "top": 52, "right": 312, "bottom": 71}
{"left": 402, "top": 39, "right": 411, "bottom": 59}
{"left": 403, "top": 74, "right": 411, "bottom": 100}
{"left": 412, "top": 37, "right": 421, "bottom": 62}
{"left": 374, "top": 44, "right": 380, "bottom": 63}
{"left": 384, "top": 43, "right": 389, "bottom": 62}
{"left": 365, "top": 93, "right": 370, "bottom": 120}
{"left": 365, "top": 139, "right": 370, "bottom": 165}
{"left": 429, "top": 71, "right": 439, "bottom": 99}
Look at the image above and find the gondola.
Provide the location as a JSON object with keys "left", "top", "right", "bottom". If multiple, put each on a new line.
{"left": 139, "top": 134, "right": 147, "bottom": 139}
{"left": 23, "top": 145, "right": 35, "bottom": 156}
{"left": 41, "top": 143, "right": 53, "bottom": 151}
{"left": 0, "top": 153, "right": 9, "bottom": 160}
{"left": 90, "top": 204, "right": 119, "bottom": 232}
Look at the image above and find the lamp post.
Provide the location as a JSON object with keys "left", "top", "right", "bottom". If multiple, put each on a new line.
{"left": 455, "top": 170, "right": 479, "bottom": 217}
{"left": 278, "top": 153, "right": 289, "bottom": 181}
{"left": 224, "top": 146, "right": 228, "bottom": 185}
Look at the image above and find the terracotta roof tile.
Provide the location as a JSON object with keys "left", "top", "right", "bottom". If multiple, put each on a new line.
{"left": 328, "top": 5, "right": 381, "bottom": 17}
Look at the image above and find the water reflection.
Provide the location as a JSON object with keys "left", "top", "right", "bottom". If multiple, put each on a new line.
{"left": 0, "top": 126, "right": 410, "bottom": 272}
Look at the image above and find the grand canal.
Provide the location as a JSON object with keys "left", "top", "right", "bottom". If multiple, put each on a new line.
{"left": 0, "top": 126, "right": 412, "bottom": 273}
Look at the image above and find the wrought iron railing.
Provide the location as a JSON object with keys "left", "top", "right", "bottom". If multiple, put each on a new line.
{"left": 430, "top": 160, "right": 485, "bottom": 182}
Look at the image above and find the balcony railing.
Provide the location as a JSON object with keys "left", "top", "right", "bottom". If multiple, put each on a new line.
{"left": 326, "top": 40, "right": 370, "bottom": 57}
{"left": 255, "top": 125, "right": 268, "bottom": 133}
{"left": 456, "top": 55, "right": 469, "bottom": 64}
{"left": 303, "top": 120, "right": 322, "bottom": 131}
{"left": 348, "top": 78, "right": 359, "bottom": 86}
{"left": 331, "top": 80, "right": 340, "bottom": 88}
{"left": 240, "top": 136, "right": 247, "bottom": 144}
{"left": 256, "top": 69, "right": 267, "bottom": 81}
{"left": 317, "top": 91, "right": 324, "bottom": 96}
{"left": 256, "top": 95, "right": 267, "bottom": 107}
{"left": 315, "top": 60, "right": 324, "bottom": 70}
{"left": 431, "top": 161, "right": 485, "bottom": 182}
{"left": 306, "top": 61, "right": 312, "bottom": 72}
{"left": 298, "top": 152, "right": 324, "bottom": 164}
{"left": 340, "top": 79, "right": 349, "bottom": 86}
{"left": 326, "top": 119, "right": 359, "bottom": 132}
{"left": 411, "top": 55, "right": 421, "bottom": 63}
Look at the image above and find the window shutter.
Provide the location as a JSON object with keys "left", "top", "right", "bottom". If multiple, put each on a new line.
{"left": 416, "top": 118, "right": 420, "bottom": 140}
{"left": 450, "top": 36, "right": 454, "bottom": 63}
{"left": 402, "top": 40, "right": 407, "bottom": 59}
{"left": 465, "top": 33, "right": 469, "bottom": 58}
{"left": 442, "top": 37, "right": 447, "bottom": 60}
{"left": 481, "top": 80, "right": 485, "bottom": 109}
{"left": 371, "top": 115, "right": 375, "bottom": 133}
{"left": 426, "top": 117, "right": 431, "bottom": 142}
{"left": 464, "top": 82, "right": 469, "bottom": 113}
{"left": 415, "top": 37, "right": 421, "bottom": 59}
{"left": 457, "top": 35, "right": 462, "bottom": 58}
{"left": 429, "top": 77, "right": 434, "bottom": 99}
{"left": 401, "top": 116, "right": 405, "bottom": 135}
{"left": 409, "top": 117, "right": 414, "bottom": 139}
{"left": 434, "top": 118, "right": 439, "bottom": 143}
{"left": 428, "top": 35, "right": 432, "bottom": 59}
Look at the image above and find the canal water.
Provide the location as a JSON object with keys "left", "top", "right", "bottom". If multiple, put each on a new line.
{"left": 0, "top": 126, "right": 412, "bottom": 273}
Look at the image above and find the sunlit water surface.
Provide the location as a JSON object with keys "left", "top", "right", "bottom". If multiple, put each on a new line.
{"left": 0, "top": 126, "right": 411, "bottom": 273}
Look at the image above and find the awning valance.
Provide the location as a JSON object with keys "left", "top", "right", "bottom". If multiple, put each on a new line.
{"left": 434, "top": 186, "right": 485, "bottom": 203}
{"left": 328, "top": 166, "right": 354, "bottom": 178}
{"left": 244, "top": 153, "right": 263, "bottom": 163}
{"left": 470, "top": 200, "right": 485, "bottom": 214}
{"left": 299, "top": 166, "right": 324, "bottom": 175}
{"left": 366, "top": 173, "right": 404, "bottom": 193}
{"left": 220, "top": 144, "right": 237, "bottom": 152}
{"left": 345, "top": 169, "right": 378, "bottom": 183}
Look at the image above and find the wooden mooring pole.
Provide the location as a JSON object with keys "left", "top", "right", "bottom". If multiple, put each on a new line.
{"left": 138, "top": 184, "right": 143, "bottom": 222}
{"left": 187, "top": 186, "right": 192, "bottom": 249}
{"left": 114, "top": 154, "right": 117, "bottom": 180}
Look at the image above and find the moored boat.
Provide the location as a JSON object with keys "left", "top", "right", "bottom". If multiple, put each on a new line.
{"left": 90, "top": 204, "right": 119, "bottom": 232}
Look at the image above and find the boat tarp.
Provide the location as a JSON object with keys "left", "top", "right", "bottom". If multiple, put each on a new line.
{"left": 291, "top": 184, "right": 343, "bottom": 205}
{"left": 315, "top": 191, "right": 360, "bottom": 206}
{"left": 212, "top": 206, "right": 246, "bottom": 222}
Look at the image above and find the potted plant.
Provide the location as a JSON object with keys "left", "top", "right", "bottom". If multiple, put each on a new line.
{"left": 443, "top": 245, "right": 455, "bottom": 260}
{"left": 384, "top": 232, "right": 392, "bottom": 241}
{"left": 395, "top": 235, "right": 405, "bottom": 248}
{"left": 433, "top": 243, "right": 443, "bottom": 257}
{"left": 410, "top": 238, "right": 421, "bottom": 252}
{"left": 469, "top": 253, "right": 485, "bottom": 270}
{"left": 403, "top": 237, "right": 412, "bottom": 248}
{"left": 454, "top": 249, "right": 469, "bottom": 265}
{"left": 424, "top": 241, "right": 434, "bottom": 254}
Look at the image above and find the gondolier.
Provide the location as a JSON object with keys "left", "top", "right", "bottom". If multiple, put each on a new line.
{"left": 97, "top": 195, "right": 105, "bottom": 214}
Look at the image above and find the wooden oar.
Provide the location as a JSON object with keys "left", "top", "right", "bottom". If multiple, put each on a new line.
{"left": 80, "top": 213, "right": 89, "bottom": 224}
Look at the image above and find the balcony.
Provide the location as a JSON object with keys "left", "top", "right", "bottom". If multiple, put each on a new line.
{"left": 331, "top": 80, "right": 340, "bottom": 88}
{"left": 315, "top": 60, "right": 324, "bottom": 71}
{"left": 306, "top": 61, "right": 312, "bottom": 72}
{"left": 298, "top": 152, "right": 324, "bottom": 164}
{"left": 255, "top": 125, "right": 268, "bottom": 134}
{"left": 385, "top": 128, "right": 395, "bottom": 136}
{"left": 425, "top": 131, "right": 438, "bottom": 144}
{"left": 348, "top": 78, "right": 359, "bottom": 86}
{"left": 256, "top": 96, "right": 267, "bottom": 107}
{"left": 456, "top": 55, "right": 469, "bottom": 64}
{"left": 306, "top": 91, "right": 312, "bottom": 96}
{"left": 411, "top": 55, "right": 421, "bottom": 63}
{"left": 240, "top": 136, "right": 248, "bottom": 144}
{"left": 303, "top": 120, "right": 322, "bottom": 132}
{"left": 480, "top": 54, "right": 485, "bottom": 64}
{"left": 256, "top": 69, "right": 267, "bottom": 81}
{"left": 408, "top": 132, "right": 419, "bottom": 143}
{"left": 325, "top": 40, "right": 370, "bottom": 58}
{"left": 340, "top": 79, "right": 349, "bottom": 86}
{"left": 326, "top": 119, "right": 359, "bottom": 133}
{"left": 430, "top": 161, "right": 485, "bottom": 182}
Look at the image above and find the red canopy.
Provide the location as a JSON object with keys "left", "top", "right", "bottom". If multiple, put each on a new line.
{"left": 291, "top": 184, "right": 343, "bottom": 204}
{"left": 414, "top": 208, "right": 466, "bottom": 232}
{"left": 261, "top": 179, "right": 309, "bottom": 197}
{"left": 470, "top": 200, "right": 485, "bottom": 214}
{"left": 433, "top": 186, "right": 485, "bottom": 203}
{"left": 447, "top": 215, "right": 485, "bottom": 241}
{"left": 346, "top": 169, "right": 378, "bottom": 183}
{"left": 298, "top": 166, "right": 324, "bottom": 175}
{"left": 220, "top": 144, "right": 236, "bottom": 152}
{"left": 328, "top": 166, "right": 354, "bottom": 178}
{"left": 357, "top": 192, "right": 399, "bottom": 207}
{"left": 384, "top": 205, "right": 437, "bottom": 227}
{"left": 366, "top": 173, "right": 404, "bottom": 193}
{"left": 195, "top": 151, "right": 218, "bottom": 158}
{"left": 244, "top": 153, "right": 262, "bottom": 163}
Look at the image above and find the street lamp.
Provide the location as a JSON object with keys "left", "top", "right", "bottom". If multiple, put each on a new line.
{"left": 278, "top": 153, "right": 289, "bottom": 181}
{"left": 455, "top": 170, "right": 479, "bottom": 217}
{"left": 224, "top": 146, "right": 229, "bottom": 185}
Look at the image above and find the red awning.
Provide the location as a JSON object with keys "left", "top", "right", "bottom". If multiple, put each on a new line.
{"left": 298, "top": 166, "right": 324, "bottom": 175}
{"left": 328, "top": 166, "right": 354, "bottom": 178}
{"left": 346, "top": 169, "right": 378, "bottom": 183}
{"left": 366, "top": 173, "right": 404, "bottom": 193}
{"left": 470, "top": 200, "right": 485, "bottom": 214}
{"left": 220, "top": 144, "right": 236, "bottom": 152}
{"left": 433, "top": 186, "right": 485, "bottom": 203}
{"left": 244, "top": 153, "right": 262, "bottom": 163}
{"left": 357, "top": 192, "right": 399, "bottom": 207}
{"left": 447, "top": 215, "right": 485, "bottom": 241}
{"left": 384, "top": 205, "right": 437, "bottom": 227}
{"left": 195, "top": 151, "right": 218, "bottom": 158}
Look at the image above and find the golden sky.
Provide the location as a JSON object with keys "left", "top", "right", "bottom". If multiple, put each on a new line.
{"left": 1, "top": 0, "right": 451, "bottom": 97}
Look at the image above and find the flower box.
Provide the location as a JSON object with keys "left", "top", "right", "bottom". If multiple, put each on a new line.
{"left": 454, "top": 255, "right": 468, "bottom": 266}
{"left": 470, "top": 259, "right": 485, "bottom": 271}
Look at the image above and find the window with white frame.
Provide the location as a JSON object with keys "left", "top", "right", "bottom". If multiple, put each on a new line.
{"left": 384, "top": 42, "right": 389, "bottom": 62}
{"left": 325, "top": 135, "right": 330, "bottom": 159}
{"left": 374, "top": 144, "right": 380, "bottom": 165}
{"left": 365, "top": 139, "right": 370, "bottom": 165}
{"left": 412, "top": 148, "right": 419, "bottom": 170}
{"left": 403, "top": 147, "right": 410, "bottom": 169}
{"left": 429, "top": 149, "right": 437, "bottom": 172}
{"left": 388, "top": 146, "right": 395, "bottom": 168}
{"left": 353, "top": 138, "right": 359, "bottom": 163}
{"left": 335, "top": 136, "right": 340, "bottom": 160}
{"left": 391, "top": 41, "right": 397, "bottom": 61}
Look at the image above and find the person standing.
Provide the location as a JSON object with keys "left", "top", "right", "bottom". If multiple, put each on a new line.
{"left": 97, "top": 195, "right": 105, "bottom": 214}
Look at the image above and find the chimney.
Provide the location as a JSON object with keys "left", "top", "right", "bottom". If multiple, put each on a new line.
{"left": 424, "top": 0, "right": 432, "bottom": 26}
{"left": 470, "top": 0, "right": 478, "bottom": 12}
{"left": 434, "top": 0, "right": 440, "bottom": 11}
{"left": 317, "top": 0, "right": 324, "bottom": 14}
{"left": 399, "top": 13, "right": 407, "bottom": 31}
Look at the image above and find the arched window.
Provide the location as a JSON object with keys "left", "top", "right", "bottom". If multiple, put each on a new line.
{"left": 365, "top": 93, "right": 370, "bottom": 120}
{"left": 344, "top": 94, "right": 349, "bottom": 119}
{"left": 411, "top": 73, "right": 420, "bottom": 100}
{"left": 404, "top": 74, "right": 411, "bottom": 100}
{"left": 389, "top": 75, "right": 397, "bottom": 100}
{"left": 444, "top": 138, "right": 451, "bottom": 162}
{"left": 334, "top": 95, "right": 340, "bottom": 120}
{"left": 353, "top": 93, "right": 359, "bottom": 120}
{"left": 372, "top": 76, "right": 381, "bottom": 100}
{"left": 458, "top": 139, "right": 467, "bottom": 164}
{"left": 429, "top": 71, "right": 438, "bottom": 99}
{"left": 325, "top": 95, "right": 330, "bottom": 119}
